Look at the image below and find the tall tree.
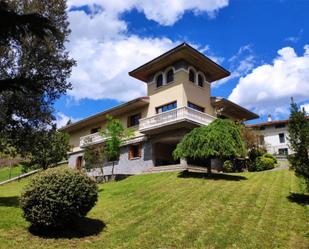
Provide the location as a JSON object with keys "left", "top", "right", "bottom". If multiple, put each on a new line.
{"left": 173, "top": 119, "right": 246, "bottom": 175}
{"left": 100, "top": 116, "right": 133, "bottom": 180}
{"left": 0, "top": 0, "right": 75, "bottom": 156}
{"left": 288, "top": 99, "right": 309, "bottom": 190}
{"left": 24, "top": 125, "right": 70, "bottom": 170}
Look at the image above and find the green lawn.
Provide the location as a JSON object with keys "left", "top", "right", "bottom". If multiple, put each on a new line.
{"left": 0, "top": 166, "right": 23, "bottom": 183}
{"left": 0, "top": 169, "right": 308, "bottom": 249}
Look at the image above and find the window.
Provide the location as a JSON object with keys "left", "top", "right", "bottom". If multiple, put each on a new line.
{"left": 76, "top": 156, "right": 83, "bottom": 170}
{"left": 198, "top": 74, "right": 204, "bottom": 87}
{"left": 188, "top": 102, "right": 204, "bottom": 112}
{"left": 189, "top": 69, "right": 195, "bottom": 82}
{"left": 278, "top": 148, "right": 288, "bottom": 155}
{"left": 90, "top": 127, "right": 100, "bottom": 134}
{"left": 279, "top": 133, "right": 285, "bottom": 143}
{"left": 127, "top": 113, "right": 141, "bottom": 127}
{"left": 156, "top": 74, "right": 163, "bottom": 87}
{"left": 128, "top": 144, "right": 141, "bottom": 159}
{"left": 156, "top": 101, "right": 177, "bottom": 114}
{"left": 259, "top": 126, "right": 266, "bottom": 130}
{"left": 166, "top": 69, "right": 174, "bottom": 83}
{"left": 275, "top": 123, "right": 286, "bottom": 128}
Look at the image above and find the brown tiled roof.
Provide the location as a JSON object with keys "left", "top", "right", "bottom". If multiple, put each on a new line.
{"left": 211, "top": 96, "right": 259, "bottom": 121}
{"left": 247, "top": 116, "right": 309, "bottom": 128}
{"left": 59, "top": 97, "right": 149, "bottom": 132}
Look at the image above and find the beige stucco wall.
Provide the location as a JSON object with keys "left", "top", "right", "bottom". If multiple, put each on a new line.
{"left": 147, "top": 69, "right": 215, "bottom": 117}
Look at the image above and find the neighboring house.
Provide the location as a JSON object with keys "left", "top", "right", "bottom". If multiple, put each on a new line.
{"left": 60, "top": 43, "right": 258, "bottom": 176}
{"left": 248, "top": 115, "right": 292, "bottom": 155}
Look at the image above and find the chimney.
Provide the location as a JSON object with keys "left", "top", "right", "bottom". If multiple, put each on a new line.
{"left": 267, "top": 114, "right": 272, "bottom": 122}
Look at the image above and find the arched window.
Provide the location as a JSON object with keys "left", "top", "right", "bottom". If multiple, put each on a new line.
{"left": 156, "top": 74, "right": 163, "bottom": 87}
{"left": 198, "top": 74, "right": 204, "bottom": 87}
{"left": 189, "top": 69, "right": 195, "bottom": 83}
{"left": 166, "top": 69, "right": 174, "bottom": 83}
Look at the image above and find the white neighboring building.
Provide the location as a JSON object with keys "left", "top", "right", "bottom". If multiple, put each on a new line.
{"left": 249, "top": 116, "right": 291, "bottom": 156}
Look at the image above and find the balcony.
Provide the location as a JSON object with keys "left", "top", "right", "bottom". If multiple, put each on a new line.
{"left": 80, "top": 132, "right": 106, "bottom": 147}
{"left": 139, "top": 106, "right": 215, "bottom": 134}
{"left": 80, "top": 132, "right": 147, "bottom": 148}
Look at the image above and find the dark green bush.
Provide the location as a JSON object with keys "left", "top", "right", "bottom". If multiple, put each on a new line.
{"left": 223, "top": 160, "right": 233, "bottom": 172}
{"left": 263, "top": 153, "right": 277, "bottom": 164}
{"left": 20, "top": 167, "right": 98, "bottom": 228}
{"left": 248, "top": 148, "right": 266, "bottom": 162}
{"left": 253, "top": 156, "right": 276, "bottom": 171}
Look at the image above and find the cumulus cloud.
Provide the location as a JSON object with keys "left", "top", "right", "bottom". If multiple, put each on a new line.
{"left": 229, "top": 45, "right": 309, "bottom": 117}
{"left": 300, "top": 103, "right": 309, "bottom": 113}
{"left": 54, "top": 112, "right": 79, "bottom": 128}
{"left": 67, "top": 0, "right": 229, "bottom": 26}
{"left": 65, "top": 1, "right": 228, "bottom": 101}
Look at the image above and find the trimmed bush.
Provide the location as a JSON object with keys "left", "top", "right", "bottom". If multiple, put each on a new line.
{"left": 253, "top": 156, "right": 276, "bottom": 171}
{"left": 248, "top": 148, "right": 265, "bottom": 162}
{"left": 223, "top": 160, "right": 233, "bottom": 172}
{"left": 263, "top": 153, "right": 277, "bottom": 164}
{"left": 20, "top": 167, "right": 98, "bottom": 228}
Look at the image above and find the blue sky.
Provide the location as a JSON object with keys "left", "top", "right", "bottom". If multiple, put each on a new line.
{"left": 55, "top": 0, "right": 309, "bottom": 127}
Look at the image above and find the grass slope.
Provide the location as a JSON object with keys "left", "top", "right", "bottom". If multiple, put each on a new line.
{"left": 0, "top": 169, "right": 308, "bottom": 249}
{"left": 0, "top": 166, "right": 23, "bottom": 182}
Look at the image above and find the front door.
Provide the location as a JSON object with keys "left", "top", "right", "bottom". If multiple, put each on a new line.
{"left": 76, "top": 156, "right": 83, "bottom": 170}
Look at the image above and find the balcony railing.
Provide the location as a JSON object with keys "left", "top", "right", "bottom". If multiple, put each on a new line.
{"left": 80, "top": 132, "right": 147, "bottom": 148}
{"left": 139, "top": 106, "right": 215, "bottom": 132}
{"left": 80, "top": 132, "right": 106, "bottom": 147}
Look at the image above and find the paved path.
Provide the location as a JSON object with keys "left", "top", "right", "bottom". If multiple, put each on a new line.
{"left": 271, "top": 162, "right": 289, "bottom": 171}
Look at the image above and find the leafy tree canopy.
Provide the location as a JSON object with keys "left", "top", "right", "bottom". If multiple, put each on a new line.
{"left": 0, "top": 0, "right": 75, "bottom": 156}
{"left": 173, "top": 119, "right": 246, "bottom": 161}
{"left": 22, "top": 125, "right": 70, "bottom": 170}
{"left": 288, "top": 98, "right": 309, "bottom": 190}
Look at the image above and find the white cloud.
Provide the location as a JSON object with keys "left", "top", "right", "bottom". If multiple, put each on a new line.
{"left": 68, "top": 35, "right": 175, "bottom": 101}
{"left": 300, "top": 103, "right": 309, "bottom": 113}
{"left": 55, "top": 112, "right": 79, "bottom": 128}
{"left": 66, "top": 1, "right": 228, "bottom": 101}
{"left": 229, "top": 45, "right": 309, "bottom": 117}
{"left": 67, "top": 0, "right": 229, "bottom": 26}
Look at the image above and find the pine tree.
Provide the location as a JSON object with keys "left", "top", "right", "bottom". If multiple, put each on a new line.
{"left": 288, "top": 98, "right": 309, "bottom": 190}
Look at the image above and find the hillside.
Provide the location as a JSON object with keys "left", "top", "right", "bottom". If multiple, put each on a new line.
{"left": 0, "top": 169, "right": 308, "bottom": 249}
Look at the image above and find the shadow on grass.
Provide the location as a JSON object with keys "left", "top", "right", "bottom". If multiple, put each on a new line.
{"left": 287, "top": 193, "right": 309, "bottom": 206}
{"left": 29, "top": 217, "right": 106, "bottom": 239}
{"left": 0, "top": 196, "right": 20, "bottom": 207}
{"left": 178, "top": 170, "right": 247, "bottom": 181}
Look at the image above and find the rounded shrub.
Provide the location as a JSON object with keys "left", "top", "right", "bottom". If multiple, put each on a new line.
{"left": 223, "top": 160, "right": 233, "bottom": 172}
{"left": 20, "top": 167, "right": 98, "bottom": 228}
{"left": 263, "top": 153, "right": 277, "bottom": 164}
{"left": 254, "top": 156, "right": 276, "bottom": 171}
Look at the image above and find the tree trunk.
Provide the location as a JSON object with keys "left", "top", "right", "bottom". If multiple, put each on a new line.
{"left": 207, "top": 164, "right": 211, "bottom": 176}
{"left": 111, "top": 161, "right": 115, "bottom": 180}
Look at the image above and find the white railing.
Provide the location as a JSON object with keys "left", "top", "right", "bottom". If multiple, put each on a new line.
{"left": 80, "top": 132, "right": 107, "bottom": 147}
{"left": 80, "top": 132, "right": 147, "bottom": 148}
{"left": 139, "top": 106, "right": 215, "bottom": 131}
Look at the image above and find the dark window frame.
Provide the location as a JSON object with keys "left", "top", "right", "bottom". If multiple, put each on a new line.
{"left": 279, "top": 133, "right": 285, "bottom": 143}
{"left": 166, "top": 69, "right": 174, "bottom": 83}
{"left": 189, "top": 69, "right": 195, "bottom": 83}
{"left": 187, "top": 102, "right": 205, "bottom": 113}
{"left": 197, "top": 74, "right": 204, "bottom": 87}
{"left": 128, "top": 143, "right": 142, "bottom": 160}
{"left": 127, "top": 113, "right": 141, "bottom": 127}
{"left": 90, "top": 127, "right": 100, "bottom": 134}
{"left": 156, "top": 101, "right": 177, "bottom": 114}
{"left": 156, "top": 73, "right": 163, "bottom": 88}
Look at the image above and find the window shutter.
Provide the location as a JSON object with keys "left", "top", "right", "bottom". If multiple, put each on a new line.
{"left": 138, "top": 143, "right": 142, "bottom": 158}
{"left": 128, "top": 146, "right": 132, "bottom": 159}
